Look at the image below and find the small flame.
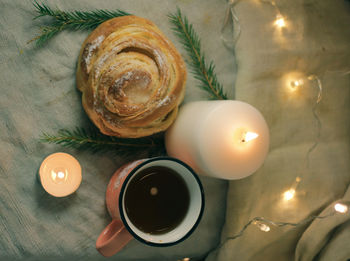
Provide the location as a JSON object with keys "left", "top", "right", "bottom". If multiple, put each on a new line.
{"left": 242, "top": 132, "right": 259, "bottom": 143}
{"left": 58, "top": 171, "right": 65, "bottom": 179}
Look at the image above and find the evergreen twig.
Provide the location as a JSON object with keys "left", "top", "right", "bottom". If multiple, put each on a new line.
{"left": 34, "top": 5, "right": 229, "bottom": 152}
{"left": 168, "top": 8, "right": 228, "bottom": 100}
{"left": 30, "top": 1, "right": 130, "bottom": 46}
{"left": 40, "top": 127, "right": 165, "bottom": 156}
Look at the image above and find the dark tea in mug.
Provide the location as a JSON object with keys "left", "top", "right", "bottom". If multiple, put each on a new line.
{"left": 97, "top": 157, "right": 204, "bottom": 257}
{"left": 124, "top": 166, "right": 190, "bottom": 234}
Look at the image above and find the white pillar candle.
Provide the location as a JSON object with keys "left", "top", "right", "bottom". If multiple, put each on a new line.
{"left": 165, "top": 100, "right": 269, "bottom": 180}
{"left": 39, "top": 152, "right": 82, "bottom": 197}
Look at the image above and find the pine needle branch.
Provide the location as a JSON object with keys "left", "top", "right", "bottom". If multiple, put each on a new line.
{"left": 30, "top": 3, "right": 228, "bottom": 100}
{"left": 30, "top": 1, "right": 131, "bottom": 46}
{"left": 40, "top": 127, "right": 165, "bottom": 156}
{"left": 168, "top": 8, "right": 228, "bottom": 100}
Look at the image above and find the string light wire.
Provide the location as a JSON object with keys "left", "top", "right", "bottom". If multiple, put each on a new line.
{"left": 218, "top": 0, "right": 348, "bottom": 250}
{"left": 261, "top": 0, "right": 282, "bottom": 17}
{"left": 325, "top": 69, "right": 350, "bottom": 76}
{"left": 221, "top": 0, "right": 285, "bottom": 46}
{"left": 221, "top": 0, "right": 287, "bottom": 48}
{"left": 305, "top": 74, "right": 323, "bottom": 167}
{"left": 220, "top": 207, "right": 349, "bottom": 248}
{"left": 283, "top": 73, "right": 323, "bottom": 197}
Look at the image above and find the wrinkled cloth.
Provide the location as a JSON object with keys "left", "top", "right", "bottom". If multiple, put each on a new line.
{"left": 0, "top": 0, "right": 232, "bottom": 260}
{"left": 295, "top": 185, "right": 350, "bottom": 261}
{"left": 207, "top": 0, "right": 350, "bottom": 260}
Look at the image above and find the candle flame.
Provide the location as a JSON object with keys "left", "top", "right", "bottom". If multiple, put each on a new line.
{"left": 242, "top": 132, "right": 259, "bottom": 143}
{"left": 58, "top": 171, "right": 65, "bottom": 179}
{"left": 50, "top": 169, "right": 68, "bottom": 183}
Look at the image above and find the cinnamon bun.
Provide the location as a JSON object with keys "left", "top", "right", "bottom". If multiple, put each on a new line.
{"left": 76, "top": 16, "right": 186, "bottom": 138}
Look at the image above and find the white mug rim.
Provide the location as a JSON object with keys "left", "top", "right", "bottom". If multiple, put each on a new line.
{"left": 118, "top": 156, "right": 205, "bottom": 247}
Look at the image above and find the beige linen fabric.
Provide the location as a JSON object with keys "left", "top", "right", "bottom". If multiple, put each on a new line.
{"left": 207, "top": 0, "right": 350, "bottom": 260}
{"left": 0, "top": 0, "right": 232, "bottom": 260}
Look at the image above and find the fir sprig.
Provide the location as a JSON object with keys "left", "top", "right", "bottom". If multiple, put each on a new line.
{"left": 34, "top": 4, "right": 229, "bottom": 152}
{"left": 30, "top": 1, "right": 130, "bottom": 46}
{"left": 40, "top": 127, "right": 165, "bottom": 156}
{"left": 31, "top": 3, "right": 228, "bottom": 100}
{"left": 168, "top": 8, "right": 228, "bottom": 100}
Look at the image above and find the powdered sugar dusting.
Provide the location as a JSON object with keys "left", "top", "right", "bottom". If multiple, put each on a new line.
{"left": 84, "top": 35, "right": 105, "bottom": 68}
{"left": 113, "top": 71, "right": 133, "bottom": 87}
{"left": 157, "top": 95, "right": 174, "bottom": 108}
{"left": 94, "top": 52, "right": 110, "bottom": 76}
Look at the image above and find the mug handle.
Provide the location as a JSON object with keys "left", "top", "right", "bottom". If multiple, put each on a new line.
{"left": 96, "top": 219, "right": 133, "bottom": 257}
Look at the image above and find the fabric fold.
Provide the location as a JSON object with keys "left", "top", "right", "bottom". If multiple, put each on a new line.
{"left": 295, "top": 184, "right": 350, "bottom": 261}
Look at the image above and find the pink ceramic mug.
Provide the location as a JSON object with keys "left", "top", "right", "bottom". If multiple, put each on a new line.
{"left": 96, "top": 157, "right": 204, "bottom": 257}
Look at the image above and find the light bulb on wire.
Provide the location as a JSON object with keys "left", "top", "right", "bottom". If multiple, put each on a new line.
{"left": 282, "top": 177, "right": 301, "bottom": 201}
{"left": 334, "top": 203, "right": 348, "bottom": 214}
{"left": 217, "top": 0, "right": 350, "bottom": 245}
{"left": 290, "top": 79, "right": 304, "bottom": 90}
{"left": 274, "top": 14, "right": 286, "bottom": 28}
{"left": 255, "top": 221, "right": 271, "bottom": 232}
{"left": 259, "top": 223, "right": 271, "bottom": 232}
{"left": 283, "top": 189, "right": 296, "bottom": 201}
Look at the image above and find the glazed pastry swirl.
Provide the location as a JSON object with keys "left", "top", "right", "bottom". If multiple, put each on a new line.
{"left": 77, "top": 16, "right": 186, "bottom": 138}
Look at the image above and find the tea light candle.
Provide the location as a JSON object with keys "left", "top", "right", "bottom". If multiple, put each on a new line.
{"left": 165, "top": 100, "right": 269, "bottom": 180}
{"left": 39, "top": 152, "right": 82, "bottom": 197}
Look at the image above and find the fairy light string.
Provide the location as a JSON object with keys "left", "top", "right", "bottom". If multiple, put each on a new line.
{"left": 219, "top": 0, "right": 350, "bottom": 246}
{"left": 220, "top": 202, "right": 348, "bottom": 248}
{"left": 221, "top": 0, "right": 286, "bottom": 47}
{"left": 305, "top": 74, "right": 323, "bottom": 167}
{"left": 283, "top": 176, "right": 301, "bottom": 201}
{"left": 261, "top": 0, "right": 285, "bottom": 28}
{"left": 288, "top": 73, "right": 323, "bottom": 168}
